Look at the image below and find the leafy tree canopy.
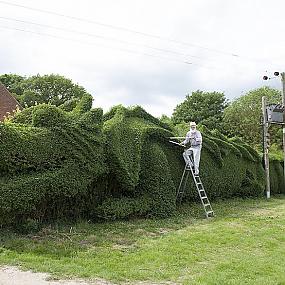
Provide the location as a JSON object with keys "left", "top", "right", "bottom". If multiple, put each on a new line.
{"left": 159, "top": 114, "right": 174, "bottom": 128}
{"left": 171, "top": 90, "right": 228, "bottom": 129}
{"left": 223, "top": 86, "right": 282, "bottom": 147}
{"left": 0, "top": 73, "right": 25, "bottom": 94}
{"left": 0, "top": 73, "right": 91, "bottom": 107}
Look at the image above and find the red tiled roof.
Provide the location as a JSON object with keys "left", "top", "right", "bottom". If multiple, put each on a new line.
{"left": 0, "top": 83, "right": 22, "bottom": 121}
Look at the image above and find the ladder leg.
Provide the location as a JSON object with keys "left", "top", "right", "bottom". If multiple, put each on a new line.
{"left": 176, "top": 166, "right": 187, "bottom": 199}
{"left": 177, "top": 170, "right": 190, "bottom": 204}
{"left": 182, "top": 170, "right": 190, "bottom": 193}
{"left": 176, "top": 164, "right": 192, "bottom": 204}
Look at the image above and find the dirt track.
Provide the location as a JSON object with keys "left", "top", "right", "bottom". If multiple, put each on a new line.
{"left": 0, "top": 266, "right": 176, "bottom": 285}
{"left": 0, "top": 266, "right": 114, "bottom": 285}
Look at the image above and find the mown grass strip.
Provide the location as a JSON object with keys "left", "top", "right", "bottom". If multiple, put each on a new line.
{"left": 0, "top": 196, "right": 285, "bottom": 284}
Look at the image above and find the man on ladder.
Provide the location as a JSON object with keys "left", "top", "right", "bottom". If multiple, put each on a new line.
{"left": 181, "top": 122, "right": 202, "bottom": 175}
{"left": 171, "top": 122, "right": 213, "bottom": 218}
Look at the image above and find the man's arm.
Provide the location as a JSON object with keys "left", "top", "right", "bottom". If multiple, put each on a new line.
{"left": 195, "top": 131, "right": 202, "bottom": 144}
{"left": 181, "top": 131, "right": 191, "bottom": 146}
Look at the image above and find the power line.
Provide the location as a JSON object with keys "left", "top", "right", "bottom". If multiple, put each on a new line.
{"left": 0, "top": 0, "right": 240, "bottom": 58}
{"left": 0, "top": 25, "right": 213, "bottom": 67}
{"left": 0, "top": 16, "right": 209, "bottom": 61}
{"left": 0, "top": 17, "right": 222, "bottom": 70}
{"left": 1, "top": 1, "right": 279, "bottom": 69}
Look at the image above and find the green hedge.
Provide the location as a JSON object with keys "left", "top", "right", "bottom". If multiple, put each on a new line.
{"left": 0, "top": 97, "right": 107, "bottom": 226}
{"left": 93, "top": 105, "right": 267, "bottom": 219}
{"left": 0, "top": 102, "right": 283, "bottom": 226}
{"left": 269, "top": 160, "right": 284, "bottom": 194}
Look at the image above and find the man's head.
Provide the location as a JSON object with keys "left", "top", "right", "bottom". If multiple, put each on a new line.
{"left": 189, "top": 121, "right": 197, "bottom": 131}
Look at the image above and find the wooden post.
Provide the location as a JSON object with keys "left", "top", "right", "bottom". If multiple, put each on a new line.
{"left": 281, "top": 73, "right": 285, "bottom": 187}
{"left": 262, "top": 96, "right": 270, "bottom": 198}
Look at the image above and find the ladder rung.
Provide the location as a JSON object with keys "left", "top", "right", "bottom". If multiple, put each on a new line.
{"left": 201, "top": 196, "right": 208, "bottom": 199}
{"left": 204, "top": 203, "right": 211, "bottom": 207}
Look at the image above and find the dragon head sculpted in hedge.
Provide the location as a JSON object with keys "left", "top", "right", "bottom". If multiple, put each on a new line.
{"left": 0, "top": 95, "right": 107, "bottom": 226}
{"left": 0, "top": 95, "right": 281, "bottom": 227}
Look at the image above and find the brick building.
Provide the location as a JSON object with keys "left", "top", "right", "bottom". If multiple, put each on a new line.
{"left": 0, "top": 83, "right": 22, "bottom": 121}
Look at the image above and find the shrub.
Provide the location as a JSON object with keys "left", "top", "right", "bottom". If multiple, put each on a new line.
{"left": 0, "top": 102, "right": 107, "bottom": 226}
{"left": 32, "top": 104, "right": 69, "bottom": 128}
{"left": 270, "top": 159, "right": 285, "bottom": 194}
{"left": 1, "top": 103, "right": 283, "bottom": 227}
{"left": 94, "top": 197, "right": 152, "bottom": 220}
{"left": 96, "top": 105, "right": 266, "bottom": 219}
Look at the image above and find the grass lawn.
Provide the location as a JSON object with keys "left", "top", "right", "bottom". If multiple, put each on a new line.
{"left": 1, "top": 196, "right": 285, "bottom": 284}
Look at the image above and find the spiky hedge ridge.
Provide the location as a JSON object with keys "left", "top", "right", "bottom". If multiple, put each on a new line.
{"left": 0, "top": 102, "right": 283, "bottom": 227}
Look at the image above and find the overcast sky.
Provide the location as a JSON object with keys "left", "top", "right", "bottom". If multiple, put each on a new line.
{"left": 0, "top": 0, "right": 284, "bottom": 116}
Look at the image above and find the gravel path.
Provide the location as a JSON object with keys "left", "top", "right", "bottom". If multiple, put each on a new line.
{"left": 0, "top": 266, "right": 115, "bottom": 285}
{"left": 0, "top": 266, "right": 176, "bottom": 285}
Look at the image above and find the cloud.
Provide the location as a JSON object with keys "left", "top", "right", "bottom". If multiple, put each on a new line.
{"left": 0, "top": 0, "right": 284, "bottom": 117}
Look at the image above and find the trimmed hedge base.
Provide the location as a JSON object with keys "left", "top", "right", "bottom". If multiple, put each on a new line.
{"left": 0, "top": 102, "right": 283, "bottom": 227}
{"left": 270, "top": 160, "right": 285, "bottom": 194}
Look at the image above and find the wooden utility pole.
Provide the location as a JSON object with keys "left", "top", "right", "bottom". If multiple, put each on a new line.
{"left": 262, "top": 96, "right": 270, "bottom": 198}
{"left": 281, "top": 72, "right": 285, "bottom": 186}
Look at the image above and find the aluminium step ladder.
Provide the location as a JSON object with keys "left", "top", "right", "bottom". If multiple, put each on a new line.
{"left": 176, "top": 155, "right": 214, "bottom": 218}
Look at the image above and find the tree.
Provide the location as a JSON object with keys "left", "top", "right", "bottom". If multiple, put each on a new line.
{"left": 223, "top": 86, "right": 282, "bottom": 147}
{"left": 0, "top": 73, "right": 91, "bottom": 107}
{"left": 171, "top": 90, "right": 228, "bottom": 129}
{"left": 159, "top": 114, "right": 173, "bottom": 127}
{"left": 0, "top": 74, "right": 25, "bottom": 95}
{"left": 19, "top": 74, "right": 90, "bottom": 107}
